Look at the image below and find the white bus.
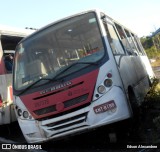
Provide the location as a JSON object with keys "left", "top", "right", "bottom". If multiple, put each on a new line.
{"left": 0, "top": 26, "right": 33, "bottom": 125}
{"left": 13, "top": 9, "right": 155, "bottom": 143}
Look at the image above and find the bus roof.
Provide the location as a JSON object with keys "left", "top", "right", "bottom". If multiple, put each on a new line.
{"left": 20, "top": 9, "right": 138, "bottom": 41}
{"left": 0, "top": 24, "right": 34, "bottom": 37}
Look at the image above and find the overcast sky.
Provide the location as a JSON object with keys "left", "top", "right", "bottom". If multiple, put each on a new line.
{"left": 0, "top": 0, "right": 159, "bottom": 37}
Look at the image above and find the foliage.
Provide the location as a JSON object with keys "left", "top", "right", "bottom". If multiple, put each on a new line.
{"left": 141, "top": 37, "right": 153, "bottom": 49}
{"left": 144, "top": 78, "right": 160, "bottom": 103}
{"left": 145, "top": 46, "right": 160, "bottom": 59}
{"left": 141, "top": 35, "right": 160, "bottom": 59}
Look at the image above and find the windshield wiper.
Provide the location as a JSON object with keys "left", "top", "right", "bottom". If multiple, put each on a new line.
{"left": 17, "top": 77, "right": 62, "bottom": 96}
{"left": 52, "top": 61, "right": 98, "bottom": 81}
{"left": 18, "top": 61, "right": 97, "bottom": 96}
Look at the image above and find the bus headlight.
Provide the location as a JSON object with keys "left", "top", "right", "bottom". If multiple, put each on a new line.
{"left": 97, "top": 85, "right": 106, "bottom": 94}
{"left": 94, "top": 71, "right": 114, "bottom": 100}
{"left": 104, "top": 79, "right": 112, "bottom": 87}
{"left": 16, "top": 106, "right": 33, "bottom": 120}
{"left": 23, "top": 111, "right": 29, "bottom": 119}
{"left": 17, "top": 109, "right": 22, "bottom": 116}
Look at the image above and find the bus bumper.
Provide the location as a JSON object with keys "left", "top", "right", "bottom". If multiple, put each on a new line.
{"left": 18, "top": 86, "right": 131, "bottom": 143}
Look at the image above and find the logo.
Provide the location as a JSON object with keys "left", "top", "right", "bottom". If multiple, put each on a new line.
{"left": 2, "top": 144, "right": 11, "bottom": 149}
{"left": 56, "top": 102, "right": 64, "bottom": 111}
{"left": 2, "top": 144, "right": 42, "bottom": 150}
{"left": 40, "top": 81, "right": 72, "bottom": 95}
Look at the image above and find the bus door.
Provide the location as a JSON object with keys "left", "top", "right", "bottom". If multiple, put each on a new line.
{"left": 103, "top": 21, "right": 137, "bottom": 92}
{"left": 0, "top": 34, "right": 24, "bottom": 124}
{"left": 121, "top": 29, "right": 150, "bottom": 101}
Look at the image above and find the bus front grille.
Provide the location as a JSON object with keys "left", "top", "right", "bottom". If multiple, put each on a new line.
{"left": 47, "top": 112, "right": 88, "bottom": 129}
{"left": 64, "top": 94, "right": 88, "bottom": 108}
{"left": 34, "top": 94, "right": 89, "bottom": 117}
{"left": 42, "top": 112, "right": 89, "bottom": 137}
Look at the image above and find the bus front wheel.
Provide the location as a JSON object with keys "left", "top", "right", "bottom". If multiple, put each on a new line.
{"left": 128, "top": 88, "right": 139, "bottom": 117}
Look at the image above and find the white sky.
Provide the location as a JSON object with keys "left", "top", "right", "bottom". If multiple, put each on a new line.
{"left": 0, "top": 0, "right": 159, "bottom": 37}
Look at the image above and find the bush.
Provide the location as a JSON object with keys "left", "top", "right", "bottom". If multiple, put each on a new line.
{"left": 145, "top": 47, "right": 160, "bottom": 59}
{"left": 144, "top": 78, "right": 160, "bottom": 103}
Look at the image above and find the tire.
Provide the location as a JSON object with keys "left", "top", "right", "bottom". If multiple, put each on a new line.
{"left": 128, "top": 89, "right": 141, "bottom": 140}
{"left": 128, "top": 89, "right": 139, "bottom": 117}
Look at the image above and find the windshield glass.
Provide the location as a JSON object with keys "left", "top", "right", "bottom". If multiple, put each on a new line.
{"left": 14, "top": 12, "right": 105, "bottom": 90}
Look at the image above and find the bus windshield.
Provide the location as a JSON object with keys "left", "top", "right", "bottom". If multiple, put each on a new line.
{"left": 14, "top": 12, "right": 105, "bottom": 90}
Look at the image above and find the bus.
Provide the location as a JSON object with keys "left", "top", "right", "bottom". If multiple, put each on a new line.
{"left": 0, "top": 25, "right": 33, "bottom": 125}
{"left": 13, "top": 9, "right": 155, "bottom": 143}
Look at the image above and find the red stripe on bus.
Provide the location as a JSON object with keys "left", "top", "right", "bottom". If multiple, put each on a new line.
{"left": 20, "top": 69, "right": 99, "bottom": 119}
{"left": 0, "top": 58, "right": 7, "bottom": 75}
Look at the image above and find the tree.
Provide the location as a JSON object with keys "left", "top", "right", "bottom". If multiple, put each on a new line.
{"left": 141, "top": 37, "right": 153, "bottom": 49}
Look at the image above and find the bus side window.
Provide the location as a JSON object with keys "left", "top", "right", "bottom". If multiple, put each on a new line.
{"left": 1, "top": 35, "right": 23, "bottom": 73}
{"left": 114, "top": 23, "right": 133, "bottom": 55}
{"left": 4, "top": 53, "right": 14, "bottom": 72}
{"left": 130, "top": 33, "right": 141, "bottom": 55}
{"left": 104, "top": 23, "right": 125, "bottom": 55}
{"left": 124, "top": 29, "right": 139, "bottom": 56}
{"left": 134, "top": 35, "right": 145, "bottom": 55}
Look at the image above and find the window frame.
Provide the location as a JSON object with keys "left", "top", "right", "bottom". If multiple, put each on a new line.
{"left": 103, "top": 20, "right": 126, "bottom": 56}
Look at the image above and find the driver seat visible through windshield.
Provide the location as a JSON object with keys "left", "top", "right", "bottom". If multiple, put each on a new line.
{"left": 26, "top": 60, "right": 47, "bottom": 80}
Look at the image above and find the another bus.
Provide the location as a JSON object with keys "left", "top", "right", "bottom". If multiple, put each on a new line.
{"left": 0, "top": 26, "right": 33, "bottom": 125}
{"left": 13, "top": 9, "right": 155, "bottom": 143}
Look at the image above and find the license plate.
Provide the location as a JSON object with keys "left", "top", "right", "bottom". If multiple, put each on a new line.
{"left": 94, "top": 100, "right": 116, "bottom": 114}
